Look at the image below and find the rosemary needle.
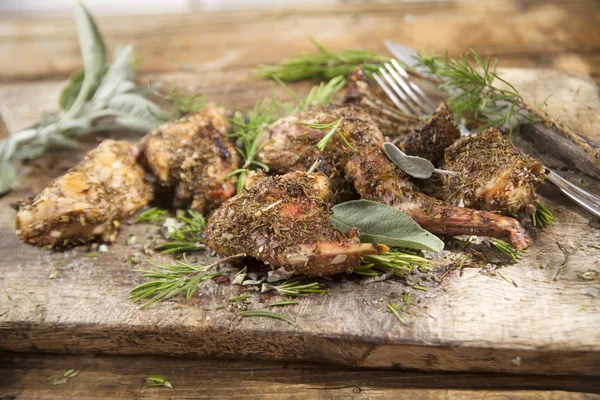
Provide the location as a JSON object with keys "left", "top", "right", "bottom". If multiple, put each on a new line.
{"left": 268, "top": 300, "right": 298, "bottom": 307}
{"left": 239, "top": 310, "right": 296, "bottom": 325}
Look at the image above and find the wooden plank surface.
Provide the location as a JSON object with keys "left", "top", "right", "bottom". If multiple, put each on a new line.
{"left": 0, "top": 0, "right": 599, "bottom": 84}
{"left": 1, "top": 352, "right": 599, "bottom": 399}
{"left": 0, "top": 0, "right": 599, "bottom": 379}
{"left": 0, "top": 67, "right": 599, "bottom": 376}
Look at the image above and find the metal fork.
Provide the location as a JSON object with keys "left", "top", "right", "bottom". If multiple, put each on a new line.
{"left": 374, "top": 54, "right": 600, "bottom": 218}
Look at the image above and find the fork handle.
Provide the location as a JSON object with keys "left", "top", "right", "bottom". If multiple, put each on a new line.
{"left": 546, "top": 170, "right": 600, "bottom": 218}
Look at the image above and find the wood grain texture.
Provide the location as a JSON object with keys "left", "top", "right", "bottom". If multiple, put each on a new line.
{"left": 0, "top": 68, "right": 599, "bottom": 376}
{"left": 0, "top": 0, "right": 599, "bottom": 83}
{"left": 1, "top": 352, "right": 599, "bottom": 399}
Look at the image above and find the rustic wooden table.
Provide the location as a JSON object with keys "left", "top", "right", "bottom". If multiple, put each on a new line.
{"left": 1, "top": 1, "right": 599, "bottom": 398}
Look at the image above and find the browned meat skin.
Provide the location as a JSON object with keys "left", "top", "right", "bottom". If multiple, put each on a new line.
{"left": 14, "top": 140, "right": 153, "bottom": 248}
{"left": 443, "top": 128, "right": 547, "bottom": 215}
{"left": 139, "top": 104, "right": 240, "bottom": 214}
{"left": 202, "top": 171, "right": 386, "bottom": 277}
{"left": 345, "top": 69, "right": 459, "bottom": 165}
{"left": 399, "top": 102, "right": 460, "bottom": 165}
{"left": 258, "top": 105, "right": 531, "bottom": 250}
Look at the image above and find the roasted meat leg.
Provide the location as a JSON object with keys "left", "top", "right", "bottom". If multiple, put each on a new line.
{"left": 14, "top": 140, "right": 153, "bottom": 248}
{"left": 443, "top": 128, "right": 547, "bottom": 215}
{"left": 139, "top": 104, "right": 240, "bottom": 213}
{"left": 202, "top": 171, "right": 386, "bottom": 277}
{"left": 258, "top": 106, "right": 531, "bottom": 250}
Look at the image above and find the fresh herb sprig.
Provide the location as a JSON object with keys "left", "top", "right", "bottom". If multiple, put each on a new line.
{"left": 136, "top": 207, "right": 168, "bottom": 224}
{"left": 262, "top": 276, "right": 327, "bottom": 297}
{"left": 354, "top": 249, "right": 433, "bottom": 277}
{"left": 146, "top": 376, "right": 173, "bottom": 389}
{"left": 531, "top": 201, "right": 556, "bottom": 228}
{"left": 226, "top": 76, "right": 346, "bottom": 193}
{"left": 155, "top": 210, "right": 207, "bottom": 254}
{"left": 238, "top": 310, "right": 296, "bottom": 325}
{"left": 300, "top": 119, "right": 357, "bottom": 152}
{"left": 0, "top": 3, "right": 172, "bottom": 195}
{"left": 490, "top": 239, "right": 524, "bottom": 263}
{"left": 416, "top": 49, "right": 600, "bottom": 167}
{"left": 130, "top": 253, "right": 245, "bottom": 309}
{"left": 254, "top": 39, "right": 389, "bottom": 82}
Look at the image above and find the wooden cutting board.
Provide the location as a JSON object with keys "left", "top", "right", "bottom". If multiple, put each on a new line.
{"left": 0, "top": 68, "right": 599, "bottom": 376}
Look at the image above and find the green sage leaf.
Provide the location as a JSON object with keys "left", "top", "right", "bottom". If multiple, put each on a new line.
{"left": 59, "top": 70, "right": 85, "bottom": 111}
{"left": 0, "top": 162, "right": 16, "bottom": 195}
{"left": 91, "top": 45, "right": 136, "bottom": 108}
{"left": 61, "top": 2, "right": 107, "bottom": 121}
{"left": 383, "top": 142, "right": 435, "bottom": 179}
{"left": 330, "top": 200, "right": 444, "bottom": 252}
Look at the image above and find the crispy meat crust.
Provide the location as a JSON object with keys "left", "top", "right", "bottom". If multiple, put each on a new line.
{"left": 443, "top": 128, "right": 547, "bottom": 215}
{"left": 139, "top": 104, "right": 240, "bottom": 213}
{"left": 203, "top": 171, "right": 385, "bottom": 277}
{"left": 14, "top": 140, "right": 153, "bottom": 248}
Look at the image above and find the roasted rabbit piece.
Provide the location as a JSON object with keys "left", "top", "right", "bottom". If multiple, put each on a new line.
{"left": 14, "top": 140, "right": 153, "bottom": 248}
{"left": 345, "top": 69, "right": 459, "bottom": 164}
{"left": 258, "top": 106, "right": 531, "bottom": 250}
{"left": 202, "top": 171, "right": 386, "bottom": 277}
{"left": 443, "top": 127, "right": 547, "bottom": 215}
{"left": 139, "top": 104, "right": 240, "bottom": 213}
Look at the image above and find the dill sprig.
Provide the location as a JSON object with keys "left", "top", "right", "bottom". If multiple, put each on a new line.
{"left": 238, "top": 310, "right": 296, "bottom": 325}
{"left": 225, "top": 76, "right": 346, "bottom": 193}
{"left": 531, "top": 201, "right": 556, "bottom": 228}
{"left": 130, "top": 253, "right": 245, "bottom": 309}
{"left": 490, "top": 239, "right": 524, "bottom": 263}
{"left": 354, "top": 249, "right": 433, "bottom": 277}
{"left": 155, "top": 210, "right": 207, "bottom": 254}
{"left": 254, "top": 39, "right": 389, "bottom": 82}
{"left": 136, "top": 207, "right": 168, "bottom": 224}
{"left": 263, "top": 276, "right": 327, "bottom": 297}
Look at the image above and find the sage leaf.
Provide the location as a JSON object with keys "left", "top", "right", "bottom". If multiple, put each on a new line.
{"left": 0, "top": 163, "right": 16, "bottom": 194}
{"left": 61, "top": 2, "right": 107, "bottom": 121}
{"left": 330, "top": 200, "right": 444, "bottom": 252}
{"left": 59, "top": 70, "right": 85, "bottom": 110}
{"left": 107, "top": 93, "right": 169, "bottom": 130}
{"left": 383, "top": 142, "right": 435, "bottom": 179}
{"left": 91, "top": 45, "right": 136, "bottom": 108}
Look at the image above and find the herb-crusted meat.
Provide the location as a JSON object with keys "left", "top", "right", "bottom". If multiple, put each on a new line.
{"left": 14, "top": 140, "right": 153, "bottom": 248}
{"left": 258, "top": 105, "right": 531, "bottom": 250}
{"left": 443, "top": 127, "right": 547, "bottom": 215}
{"left": 202, "top": 171, "right": 386, "bottom": 277}
{"left": 139, "top": 104, "right": 240, "bottom": 213}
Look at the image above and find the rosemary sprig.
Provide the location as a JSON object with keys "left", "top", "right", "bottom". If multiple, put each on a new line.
{"left": 166, "top": 87, "right": 205, "bottom": 117}
{"left": 239, "top": 310, "right": 296, "bottom": 325}
{"left": 387, "top": 303, "right": 407, "bottom": 325}
{"left": 416, "top": 49, "right": 600, "bottom": 166}
{"left": 263, "top": 276, "right": 327, "bottom": 297}
{"left": 225, "top": 76, "right": 346, "bottom": 193}
{"left": 254, "top": 39, "right": 389, "bottom": 82}
{"left": 355, "top": 250, "right": 433, "bottom": 277}
{"left": 155, "top": 210, "right": 207, "bottom": 254}
{"left": 146, "top": 376, "right": 173, "bottom": 389}
{"left": 416, "top": 49, "right": 533, "bottom": 131}
{"left": 136, "top": 207, "right": 168, "bottom": 224}
{"left": 268, "top": 300, "right": 298, "bottom": 307}
{"left": 129, "top": 253, "right": 245, "bottom": 309}
{"left": 490, "top": 239, "right": 524, "bottom": 263}
{"left": 300, "top": 118, "right": 357, "bottom": 152}
{"left": 531, "top": 201, "right": 556, "bottom": 228}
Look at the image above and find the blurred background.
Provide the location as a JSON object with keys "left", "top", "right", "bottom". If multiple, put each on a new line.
{"left": 3, "top": 0, "right": 341, "bottom": 15}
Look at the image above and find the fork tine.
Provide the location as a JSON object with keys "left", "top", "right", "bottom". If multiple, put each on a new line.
{"left": 378, "top": 66, "right": 422, "bottom": 115}
{"left": 383, "top": 63, "right": 428, "bottom": 115}
{"left": 373, "top": 73, "right": 413, "bottom": 115}
{"left": 390, "top": 60, "right": 437, "bottom": 113}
